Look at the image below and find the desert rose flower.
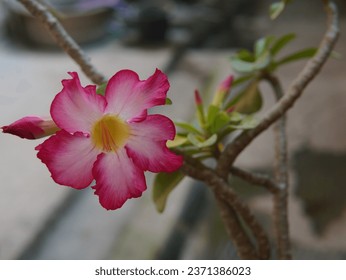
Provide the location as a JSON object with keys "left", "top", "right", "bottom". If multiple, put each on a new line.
{"left": 3, "top": 69, "right": 183, "bottom": 210}
{"left": 2, "top": 116, "right": 59, "bottom": 139}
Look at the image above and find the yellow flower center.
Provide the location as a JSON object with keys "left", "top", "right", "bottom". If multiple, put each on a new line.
{"left": 91, "top": 115, "right": 130, "bottom": 152}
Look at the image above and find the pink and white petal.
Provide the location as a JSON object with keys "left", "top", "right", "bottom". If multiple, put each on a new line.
{"left": 92, "top": 149, "right": 147, "bottom": 210}
{"left": 36, "top": 130, "right": 99, "bottom": 189}
{"left": 105, "top": 69, "right": 169, "bottom": 121}
{"left": 128, "top": 114, "right": 176, "bottom": 141}
{"left": 126, "top": 140, "right": 183, "bottom": 173}
{"left": 126, "top": 114, "right": 182, "bottom": 172}
{"left": 51, "top": 72, "right": 106, "bottom": 133}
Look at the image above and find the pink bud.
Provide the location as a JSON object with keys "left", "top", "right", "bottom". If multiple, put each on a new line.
{"left": 194, "top": 89, "right": 203, "bottom": 105}
{"left": 2, "top": 116, "right": 59, "bottom": 140}
{"left": 219, "top": 75, "right": 234, "bottom": 93}
{"left": 212, "top": 75, "right": 234, "bottom": 107}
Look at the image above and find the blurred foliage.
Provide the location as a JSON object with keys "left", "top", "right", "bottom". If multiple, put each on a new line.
{"left": 269, "top": 0, "right": 294, "bottom": 19}
{"left": 153, "top": 1, "right": 320, "bottom": 214}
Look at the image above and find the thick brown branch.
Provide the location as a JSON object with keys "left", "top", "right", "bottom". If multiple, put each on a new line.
{"left": 218, "top": 184, "right": 271, "bottom": 260}
{"left": 181, "top": 156, "right": 270, "bottom": 259}
{"left": 230, "top": 166, "right": 279, "bottom": 194}
{"left": 215, "top": 196, "right": 259, "bottom": 259}
{"left": 216, "top": 1, "right": 339, "bottom": 178}
{"left": 265, "top": 74, "right": 291, "bottom": 259}
{"left": 17, "top": 0, "right": 107, "bottom": 85}
{"left": 180, "top": 160, "right": 257, "bottom": 259}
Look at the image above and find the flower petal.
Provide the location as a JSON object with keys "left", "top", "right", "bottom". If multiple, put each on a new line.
{"left": 105, "top": 69, "right": 169, "bottom": 121}
{"left": 36, "top": 130, "right": 99, "bottom": 189}
{"left": 129, "top": 114, "right": 176, "bottom": 140}
{"left": 51, "top": 72, "right": 106, "bottom": 133}
{"left": 92, "top": 149, "right": 147, "bottom": 210}
{"left": 126, "top": 115, "right": 183, "bottom": 172}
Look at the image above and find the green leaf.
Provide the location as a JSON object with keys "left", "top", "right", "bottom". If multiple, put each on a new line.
{"left": 226, "top": 80, "right": 263, "bottom": 114}
{"left": 270, "top": 0, "right": 293, "bottom": 19}
{"left": 165, "top": 97, "right": 172, "bottom": 105}
{"left": 210, "top": 111, "right": 231, "bottom": 134}
{"left": 270, "top": 33, "right": 296, "bottom": 56}
{"left": 206, "top": 105, "right": 220, "bottom": 127}
{"left": 255, "top": 36, "right": 275, "bottom": 58}
{"left": 230, "top": 57, "right": 256, "bottom": 73}
{"left": 230, "top": 115, "right": 259, "bottom": 130}
{"left": 187, "top": 133, "right": 217, "bottom": 148}
{"left": 229, "top": 111, "right": 245, "bottom": 123}
{"left": 187, "top": 133, "right": 201, "bottom": 147}
{"left": 232, "top": 75, "right": 254, "bottom": 87}
{"left": 175, "top": 122, "right": 201, "bottom": 135}
{"left": 269, "top": 2, "right": 285, "bottom": 20}
{"left": 237, "top": 49, "right": 255, "bottom": 62}
{"left": 231, "top": 41, "right": 272, "bottom": 74}
{"left": 96, "top": 82, "right": 107, "bottom": 95}
{"left": 254, "top": 51, "right": 271, "bottom": 70}
{"left": 167, "top": 135, "right": 187, "bottom": 148}
{"left": 201, "top": 134, "right": 218, "bottom": 147}
{"left": 276, "top": 47, "right": 317, "bottom": 66}
{"left": 153, "top": 170, "right": 185, "bottom": 213}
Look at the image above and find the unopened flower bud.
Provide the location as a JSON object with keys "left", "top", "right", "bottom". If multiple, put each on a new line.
{"left": 2, "top": 116, "right": 59, "bottom": 139}
{"left": 212, "top": 75, "right": 234, "bottom": 107}
{"left": 194, "top": 89, "right": 203, "bottom": 106}
{"left": 194, "top": 89, "right": 206, "bottom": 127}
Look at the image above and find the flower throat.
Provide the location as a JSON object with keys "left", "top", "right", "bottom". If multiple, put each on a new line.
{"left": 91, "top": 115, "right": 130, "bottom": 152}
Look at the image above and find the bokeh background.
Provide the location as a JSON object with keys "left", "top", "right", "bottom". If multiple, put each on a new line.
{"left": 0, "top": 0, "right": 345, "bottom": 259}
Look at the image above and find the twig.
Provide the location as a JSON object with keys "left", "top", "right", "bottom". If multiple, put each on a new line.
{"left": 215, "top": 196, "right": 259, "bottom": 259}
{"left": 216, "top": 0, "right": 339, "bottom": 178}
{"left": 229, "top": 166, "right": 279, "bottom": 194}
{"left": 17, "top": 0, "right": 107, "bottom": 85}
{"left": 264, "top": 74, "right": 291, "bottom": 259}
{"left": 181, "top": 155, "right": 270, "bottom": 259}
{"left": 180, "top": 158, "right": 257, "bottom": 259}
{"left": 215, "top": 179, "right": 271, "bottom": 260}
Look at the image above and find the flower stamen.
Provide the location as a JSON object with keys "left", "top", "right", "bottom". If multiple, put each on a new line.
{"left": 91, "top": 115, "right": 130, "bottom": 152}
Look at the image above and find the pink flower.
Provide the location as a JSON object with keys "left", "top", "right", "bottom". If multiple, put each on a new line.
{"left": 35, "top": 69, "right": 183, "bottom": 210}
{"left": 2, "top": 116, "right": 59, "bottom": 139}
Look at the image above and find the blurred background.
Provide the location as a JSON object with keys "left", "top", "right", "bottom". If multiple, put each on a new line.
{"left": 0, "top": 0, "right": 345, "bottom": 259}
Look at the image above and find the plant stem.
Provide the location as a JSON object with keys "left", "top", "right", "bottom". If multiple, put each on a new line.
{"left": 264, "top": 73, "right": 291, "bottom": 259}
{"left": 216, "top": 196, "right": 259, "bottom": 259}
{"left": 230, "top": 166, "right": 279, "bottom": 194}
{"left": 181, "top": 155, "right": 270, "bottom": 259}
{"left": 17, "top": 0, "right": 107, "bottom": 85}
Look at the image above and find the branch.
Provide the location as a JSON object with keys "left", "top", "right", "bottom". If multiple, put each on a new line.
{"left": 17, "top": 0, "right": 107, "bottom": 85}
{"left": 218, "top": 182, "right": 271, "bottom": 260}
{"left": 265, "top": 74, "right": 291, "bottom": 259}
{"left": 181, "top": 156, "right": 270, "bottom": 259}
{"left": 216, "top": 1, "right": 340, "bottom": 178}
{"left": 229, "top": 166, "right": 279, "bottom": 194}
{"left": 180, "top": 158, "right": 257, "bottom": 259}
{"left": 215, "top": 196, "right": 259, "bottom": 259}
